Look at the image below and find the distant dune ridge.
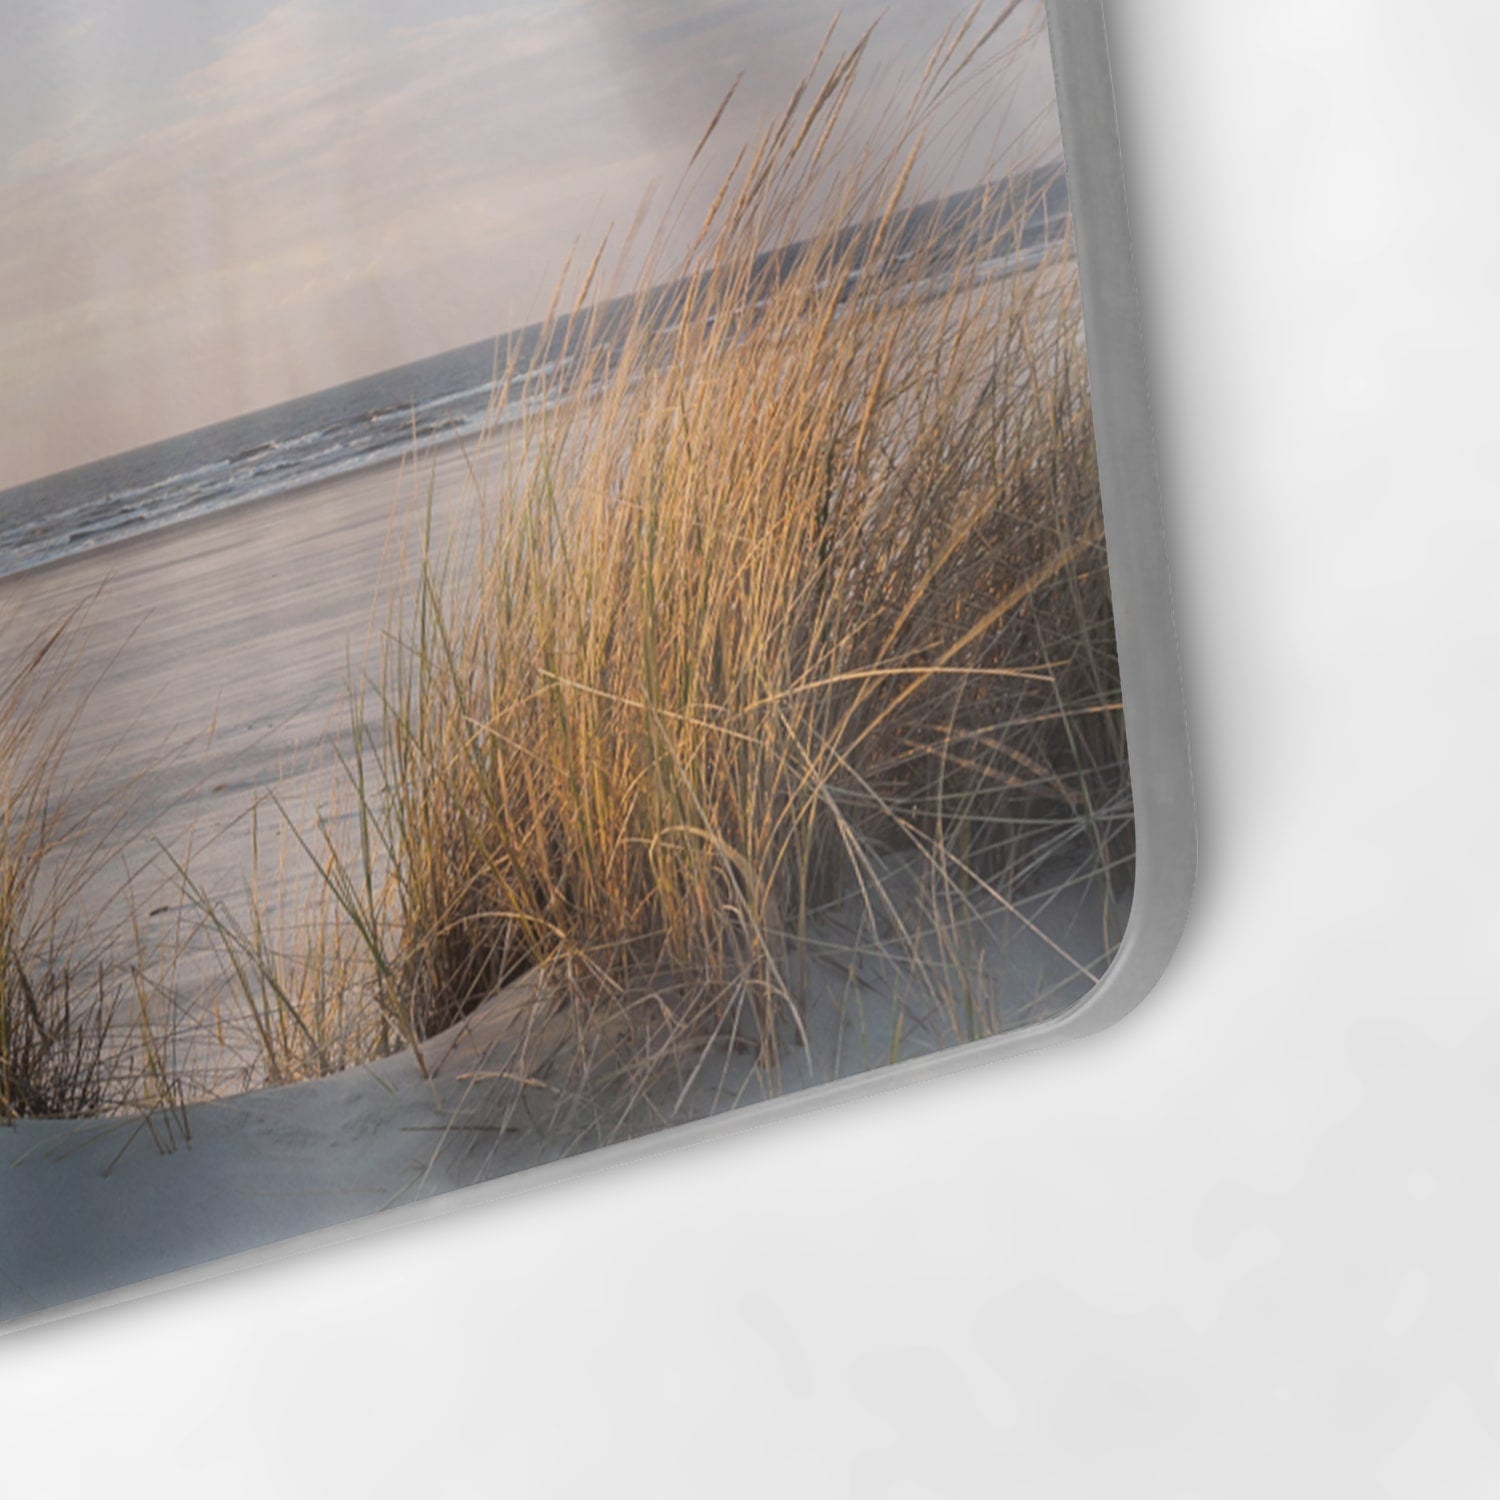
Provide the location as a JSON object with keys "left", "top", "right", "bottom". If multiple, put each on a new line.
{"left": 0, "top": 166, "right": 1070, "bottom": 582}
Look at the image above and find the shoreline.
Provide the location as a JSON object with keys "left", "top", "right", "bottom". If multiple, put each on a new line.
{"left": 0, "top": 437, "right": 443, "bottom": 595}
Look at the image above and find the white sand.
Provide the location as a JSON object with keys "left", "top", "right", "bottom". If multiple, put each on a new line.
{"left": 1, "top": 861, "right": 1114, "bottom": 1324}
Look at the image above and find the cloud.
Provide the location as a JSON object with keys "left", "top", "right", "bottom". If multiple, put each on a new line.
{"left": 0, "top": 0, "right": 1057, "bottom": 488}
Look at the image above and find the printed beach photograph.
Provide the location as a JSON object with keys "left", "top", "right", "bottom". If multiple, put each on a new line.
{"left": 1, "top": 0, "right": 1133, "bottom": 1321}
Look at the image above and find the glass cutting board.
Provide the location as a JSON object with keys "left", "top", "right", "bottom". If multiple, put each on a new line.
{"left": 0, "top": 0, "right": 1192, "bottom": 1329}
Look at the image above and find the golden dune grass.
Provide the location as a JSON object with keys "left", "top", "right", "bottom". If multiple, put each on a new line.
{"left": 198, "top": 12, "right": 1131, "bottom": 1140}
{"left": 0, "top": 608, "right": 107, "bottom": 1119}
{"left": 3, "top": 9, "right": 1130, "bottom": 1134}
{"left": 0, "top": 604, "right": 189, "bottom": 1129}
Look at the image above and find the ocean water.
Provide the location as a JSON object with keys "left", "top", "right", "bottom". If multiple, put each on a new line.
{"left": 0, "top": 167, "right": 1070, "bottom": 581}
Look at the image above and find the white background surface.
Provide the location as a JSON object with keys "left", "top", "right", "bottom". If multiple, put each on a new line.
{"left": 3, "top": 4, "right": 1496, "bottom": 1495}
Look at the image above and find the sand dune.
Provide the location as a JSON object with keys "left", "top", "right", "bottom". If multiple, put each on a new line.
{"left": 0, "top": 852, "right": 1113, "bottom": 1325}
{"left": 0, "top": 423, "right": 1117, "bottom": 1326}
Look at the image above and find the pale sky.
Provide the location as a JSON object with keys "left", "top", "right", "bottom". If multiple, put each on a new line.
{"left": 0, "top": 0, "right": 1058, "bottom": 489}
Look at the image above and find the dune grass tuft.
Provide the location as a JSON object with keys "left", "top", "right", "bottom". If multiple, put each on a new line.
{"left": 0, "top": 605, "right": 146, "bottom": 1119}
{"left": 0, "top": 603, "right": 197, "bottom": 1133}
{"left": 196, "top": 11, "right": 1132, "bottom": 1140}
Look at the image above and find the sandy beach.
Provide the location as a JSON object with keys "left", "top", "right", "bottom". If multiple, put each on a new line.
{"left": 3, "top": 441, "right": 491, "bottom": 910}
